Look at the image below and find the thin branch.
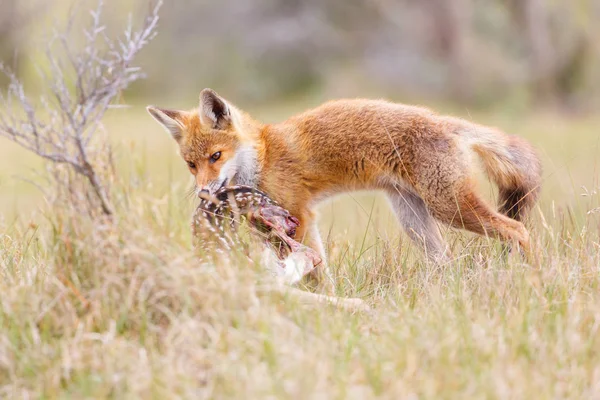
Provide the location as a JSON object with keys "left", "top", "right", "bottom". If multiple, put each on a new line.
{"left": 0, "top": 0, "right": 163, "bottom": 217}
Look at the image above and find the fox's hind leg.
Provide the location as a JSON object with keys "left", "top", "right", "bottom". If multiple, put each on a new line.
{"left": 421, "top": 178, "right": 530, "bottom": 251}
{"left": 386, "top": 185, "right": 451, "bottom": 263}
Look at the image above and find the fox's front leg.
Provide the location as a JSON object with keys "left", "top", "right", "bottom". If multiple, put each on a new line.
{"left": 296, "top": 211, "right": 335, "bottom": 295}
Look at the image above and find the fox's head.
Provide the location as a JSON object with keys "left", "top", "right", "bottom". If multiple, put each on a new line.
{"left": 147, "top": 89, "right": 259, "bottom": 194}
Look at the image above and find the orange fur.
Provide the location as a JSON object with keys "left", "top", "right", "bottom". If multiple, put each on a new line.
{"left": 148, "top": 89, "right": 542, "bottom": 282}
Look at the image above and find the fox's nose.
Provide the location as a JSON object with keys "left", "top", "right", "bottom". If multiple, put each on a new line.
{"left": 197, "top": 187, "right": 210, "bottom": 196}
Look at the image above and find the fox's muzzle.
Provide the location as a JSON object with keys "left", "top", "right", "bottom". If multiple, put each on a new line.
{"left": 197, "top": 178, "right": 228, "bottom": 195}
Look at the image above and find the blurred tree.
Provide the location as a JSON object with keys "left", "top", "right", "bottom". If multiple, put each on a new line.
{"left": 507, "top": 0, "right": 557, "bottom": 103}
{"left": 422, "top": 0, "right": 473, "bottom": 102}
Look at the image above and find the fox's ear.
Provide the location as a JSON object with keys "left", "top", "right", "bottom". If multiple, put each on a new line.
{"left": 199, "top": 88, "right": 231, "bottom": 129}
{"left": 146, "top": 106, "right": 186, "bottom": 141}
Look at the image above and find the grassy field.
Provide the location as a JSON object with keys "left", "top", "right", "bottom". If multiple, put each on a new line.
{"left": 1, "top": 100, "right": 600, "bottom": 398}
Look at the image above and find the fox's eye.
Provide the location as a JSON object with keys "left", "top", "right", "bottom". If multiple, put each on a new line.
{"left": 209, "top": 151, "right": 221, "bottom": 164}
{"left": 187, "top": 161, "right": 196, "bottom": 169}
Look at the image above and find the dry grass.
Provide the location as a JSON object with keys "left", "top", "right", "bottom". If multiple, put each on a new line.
{"left": 1, "top": 105, "right": 600, "bottom": 398}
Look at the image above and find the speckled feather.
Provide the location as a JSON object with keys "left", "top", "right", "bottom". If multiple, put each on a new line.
{"left": 192, "top": 185, "right": 288, "bottom": 258}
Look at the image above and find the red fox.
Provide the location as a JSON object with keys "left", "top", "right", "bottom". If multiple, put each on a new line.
{"left": 147, "top": 89, "right": 541, "bottom": 287}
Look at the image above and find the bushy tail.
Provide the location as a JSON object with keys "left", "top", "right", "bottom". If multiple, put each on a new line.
{"left": 462, "top": 125, "right": 542, "bottom": 221}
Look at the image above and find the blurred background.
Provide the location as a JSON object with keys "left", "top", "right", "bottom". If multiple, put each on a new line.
{"left": 1, "top": 0, "right": 599, "bottom": 238}
{"left": 3, "top": 0, "right": 600, "bottom": 109}
{"left": 146, "top": 0, "right": 600, "bottom": 111}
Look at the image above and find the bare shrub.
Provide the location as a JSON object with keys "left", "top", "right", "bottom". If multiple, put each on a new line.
{"left": 0, "top": 0, "right": 162, "bottom": 217}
